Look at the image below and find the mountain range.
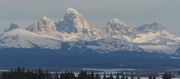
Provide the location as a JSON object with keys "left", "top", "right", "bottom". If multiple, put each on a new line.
{"left": 1, "top": 8, "right": 180, "bottom": 56}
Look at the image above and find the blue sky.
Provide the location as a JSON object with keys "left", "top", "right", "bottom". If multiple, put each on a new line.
{"left": 0, "top": 0, "right": 180, "bottom": 36}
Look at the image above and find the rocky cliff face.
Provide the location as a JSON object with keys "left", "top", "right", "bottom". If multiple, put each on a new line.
{"left": 4, "top": 23, "right": 20, "bottom": 32}
{"left": 56, "top": 8, "right": 100, "bottom": 36}
{"left": 26, "top": 16, "right": 57, "bottom": 32}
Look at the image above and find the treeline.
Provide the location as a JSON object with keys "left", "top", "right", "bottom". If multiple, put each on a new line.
{"left": 0, "top": 67, "right": 172, "bottom": 79}
{"left": 0, "top": 67, "right": 51, "bottom": 79}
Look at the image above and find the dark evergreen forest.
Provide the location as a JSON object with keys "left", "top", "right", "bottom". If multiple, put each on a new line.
{"left": 0, "top": 67, "right": 172, "bottom": 79}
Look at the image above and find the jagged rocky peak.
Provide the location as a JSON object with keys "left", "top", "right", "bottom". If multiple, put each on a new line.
{"left": 4, "top": 23, "right": 20, "bottom": 32}
{"left": 66, "top": 8, "right": 79, "bottom": 14}
{"left": 56, "top": 8, "right": 100, "bottom": 36}
{"left": 134, "top": 22, "right": 175, "bottom": 37}
{"left": 62, "top": 8, "right": 87, "bottom": 27}
{"left": 108, "top": 18, "right": 127, "bottom": 27}
{"left": 100, "top": 18, "right": 133, "bottom": 36}
{"left": 41, "top": 16, "right": 51, "bottom": 21}
{"left": 26, "top": 16, "right": 56, "bottom": 32}
{"left": 135, "top": 22, "right": 167, "bottom": 33}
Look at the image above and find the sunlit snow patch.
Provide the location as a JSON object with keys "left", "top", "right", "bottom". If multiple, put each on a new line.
{"left": 138, "top": 45, "right": 179, "bottom": 54}
{"left": 169, "top": 56, "right": 180, "bottom": 59}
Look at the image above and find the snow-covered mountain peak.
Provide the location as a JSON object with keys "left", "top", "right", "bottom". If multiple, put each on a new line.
{"left": 135, "top": 22, "right": 166, "bottom": 33}
{"left": 133, "top": 22, "right": 178, "bottom": 39}
{"left": 63, "top": 8, "right": 84, "bottom": 23}
{"left": 66, "top": 8, "right": 78, "bottom": 14}
{"left": 63, "top": 8, "right": 83, "bottom": 22}
{"left": 132, "top": 22, "right": 180, "bottom": 54}
{"left": 26, "top": 16, "right": 56, "bottom": 32}
{"left": 56, "top": 8, "right": 100, "bottom": 36}
{"left": 100, "top": 18, "right": 133, "bottom": 36}
{"left": 4, "top": 23, "right": 20, "bottom": 32}
{"left": 39, "top": 16, "right": 55, "bottom": 24}
{"left": 41, "top": 16, "right": 51, "bottom": 21}
{"left": 110, "top": 18, "right": 121, "bottom": 22}
{"left": 108, "top": 18, "right": 126, "bottom": 26}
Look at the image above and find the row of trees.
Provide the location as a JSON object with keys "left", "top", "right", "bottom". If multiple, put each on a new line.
{"left": 0, "top": 67, "right": 172, "bottom": 79}
{"left": 1, "top": 67, "right": 51, "bottom": 79}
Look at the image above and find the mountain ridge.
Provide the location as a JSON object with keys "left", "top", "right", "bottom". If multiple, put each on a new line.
{"left": 26, "top": 16, "right": 57, "bottom": 32}
{"left": 1, "top": 8, "right": 180, "bottom": 55}
{"left": 100, "top": 18, "right": 134, "bottom": 36}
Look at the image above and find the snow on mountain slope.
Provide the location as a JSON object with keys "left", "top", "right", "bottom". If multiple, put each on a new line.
{"left": 26, "top": 16, "right": 57, "bottom": 32}
{"left": 131, "top": 22, "right": 180, "bottom": 54}
{"left": 111, "top": 35, "right": 132, "bottom": 42}
{"left": 132, "top": 23, "right": 180, "bottom": 45}
{"left": 131, "top": 32, "right": 180, "bottom": 54}
{"left": 56, "top": 8, "right": 100, "bottom": 36}
{"left": 100, "top": 18, "right": 135, "bottom": 36}
{"left": 138, "top": 45, "right": 179, "bottom": 54}
{"left": 134, "top": 22, "right": 176, "bottom": 38}
{"left": 0, "top": 28, "right": 141, "bottom": 53}
{"left": 132, "top": 31, "right": 180, "bottom": 45}
{"left": 36, "top": 32, "right": 102, "bottom": 42}
{"left": 0, "top": 28, "right": 61, "bottom": 49}
{"left": 66, "top": 37, "right": 142, "bottom": 53}
{"left": 85, "top": 37, "right": 142, "bottom": 53}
